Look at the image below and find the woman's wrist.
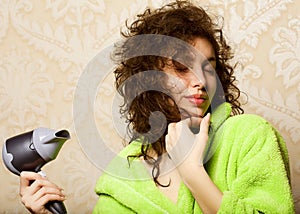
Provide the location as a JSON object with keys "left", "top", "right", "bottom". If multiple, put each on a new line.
{"left": 178, "top": 161, "right": 205, "bottom": 184}
{"left": 181, "top": 165, "right": 222, "bottom": 213}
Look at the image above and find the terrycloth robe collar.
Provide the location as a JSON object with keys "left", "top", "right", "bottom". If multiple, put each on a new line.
{"left": 94, "top": 102, "right": 232, "bottom": 213}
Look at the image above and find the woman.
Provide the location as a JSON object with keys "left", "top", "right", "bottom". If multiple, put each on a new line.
{"left": 20, "top": 1, "right": 295, "bottom": 213}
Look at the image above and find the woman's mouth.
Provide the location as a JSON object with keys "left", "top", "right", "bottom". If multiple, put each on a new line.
{"left": 185, "top": 94, "right": 207, "bottom": 105}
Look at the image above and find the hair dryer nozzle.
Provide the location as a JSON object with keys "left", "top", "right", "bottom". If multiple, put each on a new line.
{"left": 33, "top": 128, "right": 70, "bottom": 162}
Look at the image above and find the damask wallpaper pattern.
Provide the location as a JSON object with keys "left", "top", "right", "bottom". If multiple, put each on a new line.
{"left": 0, "top": 0, "right": 299, "bottom": 213}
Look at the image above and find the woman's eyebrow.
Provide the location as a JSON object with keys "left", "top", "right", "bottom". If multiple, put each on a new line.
{"left": 207, "top": 56, "right": 216, "bottom": 63}
{"left": 202, "top": 56, "right": 216, "bottom": 65}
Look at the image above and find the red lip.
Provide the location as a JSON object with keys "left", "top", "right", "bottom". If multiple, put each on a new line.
{"left": 185, "top": 94, "right": 208, "bottom": 105}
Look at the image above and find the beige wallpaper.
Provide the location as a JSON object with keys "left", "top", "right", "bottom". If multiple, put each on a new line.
{"left": 0, "top": 0, "right": 299, "bottom": 213}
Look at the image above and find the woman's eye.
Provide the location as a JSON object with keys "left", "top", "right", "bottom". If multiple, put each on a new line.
{"left": 203, "top": 63, "right": 215, "bottom": 75}
{"left": 172, "top": 60, "right": 190, "bottom": 72}
{"left": 172, "top": 51, "right": 195, "bottom": 72}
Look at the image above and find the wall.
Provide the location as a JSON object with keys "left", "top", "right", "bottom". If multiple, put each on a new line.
{"left": 0, "top": 0, "right": 299, "bottom": 213}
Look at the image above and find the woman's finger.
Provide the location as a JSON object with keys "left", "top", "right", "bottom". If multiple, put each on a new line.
{"left": 30, "top": 185, "right": 65, "bottom": 203}
{"left": 166, "top": 121, "right": 180, "bottom": 160}
{"left": 199, "top": 113, "right": 210, "bottom": 136}
{"left": 36, "top": 193, "right": 65, "bottom": 208}
{"left": 191, "top": 113, "right": 210, "bottom": 160}
{"left": 29, "top": 179, "right": 63, "bottom": 192}
{"left": 20, "top": 171, "right": 44, "bottom": 196}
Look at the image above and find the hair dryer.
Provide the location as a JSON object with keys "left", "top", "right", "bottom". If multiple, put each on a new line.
{"left": 2, "top": 127, "right": 70, "bottom": 214}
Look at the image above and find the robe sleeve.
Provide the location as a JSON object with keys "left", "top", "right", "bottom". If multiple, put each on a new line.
{"left": 217, "top": 115, "right": 295, "bottom": 213}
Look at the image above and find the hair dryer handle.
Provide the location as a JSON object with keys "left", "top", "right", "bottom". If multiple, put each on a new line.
{"left": 45, "top": 200, "right": 67, "bottom": 214}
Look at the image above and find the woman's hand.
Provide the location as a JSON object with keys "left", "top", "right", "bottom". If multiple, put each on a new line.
{"left": 19, "top": 171, "right": 65, "bottom": 214}
{"left": 166, "top": 113, "right": 222, "bottom": 213}
{"left": 166, "top": 113, "right": 210, "bottom": 180}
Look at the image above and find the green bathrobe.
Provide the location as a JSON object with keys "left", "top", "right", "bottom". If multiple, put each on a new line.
{"left": 93, "top": 103, "right": 295, "bottom": 213}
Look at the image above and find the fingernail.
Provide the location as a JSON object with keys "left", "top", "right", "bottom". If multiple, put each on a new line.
{"left": 206, "top": 113, "right": 210, "bottom": 121}
{"left": 38, "top": 171, "right": 47, "bottom": 178}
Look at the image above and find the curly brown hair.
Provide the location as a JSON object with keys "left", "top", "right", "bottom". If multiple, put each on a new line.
{"left": 112, "top": 0, "right": 243, "bottom": 185}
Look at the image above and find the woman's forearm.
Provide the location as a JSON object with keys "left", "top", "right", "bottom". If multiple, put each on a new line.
{"left": 182, "top": 165, "right": 223, "bottom": 214}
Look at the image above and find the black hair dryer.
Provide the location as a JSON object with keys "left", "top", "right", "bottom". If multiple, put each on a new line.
{"left": 2, "top": 127, "right": 70, "bottom": 214}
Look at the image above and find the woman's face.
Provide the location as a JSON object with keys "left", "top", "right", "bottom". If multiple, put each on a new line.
{"left": 164, "top": 37, "right": 217, "bottom": 119}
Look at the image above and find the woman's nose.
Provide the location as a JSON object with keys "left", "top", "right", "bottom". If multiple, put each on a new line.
{"left": 189, "top": 68, "right": 206, "bottom": 89}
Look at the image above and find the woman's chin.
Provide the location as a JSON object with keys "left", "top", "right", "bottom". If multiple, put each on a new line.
{"left": 190, "top": 127, "right": 200, "bottom": 134}
{"left": 180, "top": 110, "right": 204, "bottom": 120}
